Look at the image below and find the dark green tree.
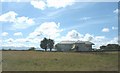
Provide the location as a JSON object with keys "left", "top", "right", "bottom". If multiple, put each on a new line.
{"left": 100, "top": 45, "right": 106, "bottom": 50}
{"left": 40, "top": 38, "right": 48, "bottom": 51}
{"left": 48, "top": 39, "right": 54, "bottom": 51}
{"left": 100, "top": 44, "right": 120, "bottom": 51}
{"left": 40, "top": 38, "right": 54, "bottom": 52}
{"left": 107, "top": 44, "right": 119, "bottom": 50}
{"left": 8, "top": 48, "right": 11, "bottom": 51}
{"left": 28, "top": 47, "right": 36, "bottom": 51}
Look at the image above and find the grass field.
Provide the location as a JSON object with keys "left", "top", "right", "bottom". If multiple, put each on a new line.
{"left": 2, "top": 51, "right": 118, "bottom": 71}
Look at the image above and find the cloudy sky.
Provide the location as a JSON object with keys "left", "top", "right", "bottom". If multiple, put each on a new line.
{"left": 0, "top": 0, "right": 119, "bottom": 49}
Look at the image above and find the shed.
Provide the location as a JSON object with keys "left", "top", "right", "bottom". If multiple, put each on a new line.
{"left": 55, "top": 40, "right": 94, "bottom": 52}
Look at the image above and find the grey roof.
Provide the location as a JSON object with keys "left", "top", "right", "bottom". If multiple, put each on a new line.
{"left": 84, "top": 41, "right": 94, "bottom": 45}
{"left": 75, "top": 40, "right": 84, "bottom": 43}
{"left": 59, "top": 41, "right": 75, "bottom": 44}
{"left": 58, "top": 40, "right": 94, "bottom": 45}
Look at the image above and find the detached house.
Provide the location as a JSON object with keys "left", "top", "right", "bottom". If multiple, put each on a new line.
{"left": 55, "top": 40, "right": 94, "bottom": 52}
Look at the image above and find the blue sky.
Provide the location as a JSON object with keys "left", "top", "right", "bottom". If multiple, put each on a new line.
{"left": 0, "top": 0, "right": 119, "bottom": 49}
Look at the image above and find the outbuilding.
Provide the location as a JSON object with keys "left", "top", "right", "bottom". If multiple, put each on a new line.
{"left": 55, "top": 40, "right": 94, "bottom": 52}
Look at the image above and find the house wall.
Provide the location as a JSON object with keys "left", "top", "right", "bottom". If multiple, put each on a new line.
{"left": 56, "top": 44, "right": 73, "bottom": 52}
{"left": 77, "top": 44, "right": 92, "bottom": 51}
{"left": 56, "top": 43, "right": 93, "bottom": 52}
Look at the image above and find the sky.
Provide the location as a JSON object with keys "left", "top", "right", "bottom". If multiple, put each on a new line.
{"left": 0, "top": 0, "right": 119, "bottom": 49}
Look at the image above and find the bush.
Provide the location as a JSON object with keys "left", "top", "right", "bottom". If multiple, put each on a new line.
{"left": 28, "top": 47, "right": 36, "bottom": 51}
{"left": 100, "top": 44, "right": 120, "bottom": 51}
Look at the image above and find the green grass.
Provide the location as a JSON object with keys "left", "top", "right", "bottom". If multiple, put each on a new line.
{"left": 2, "top": 51, "right": 118, "bottom": 71}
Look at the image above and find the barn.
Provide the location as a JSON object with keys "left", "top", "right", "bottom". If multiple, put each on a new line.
{"left": 55, "top": 40, "right": 94, "bottom": 52}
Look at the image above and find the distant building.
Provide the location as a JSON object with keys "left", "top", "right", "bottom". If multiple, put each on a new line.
{"left": 55, "top": 40, "right": 94, "bottom": 52}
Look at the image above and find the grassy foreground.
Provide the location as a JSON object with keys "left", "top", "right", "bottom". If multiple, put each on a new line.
{"left": 2, "top": 51, "right": 118, "bottom": 71}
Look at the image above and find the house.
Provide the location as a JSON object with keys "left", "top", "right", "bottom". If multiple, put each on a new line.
{"left": 55, "top": 40, "right": 94, "bottom": 52}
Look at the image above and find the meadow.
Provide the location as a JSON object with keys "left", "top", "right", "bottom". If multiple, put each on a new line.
{"left": 2, "top": 51, "right": 118, "bottom": 71}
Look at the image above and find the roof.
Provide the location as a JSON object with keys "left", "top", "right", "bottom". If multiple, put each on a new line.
{"left": 83, "top": 41, "right": 94, "bottom": 45}
{"left": 75, "top": 41, "right": 94, "bottom": 45}
{"left": 58, "top": 40, "right": 94, "bottom": 45}
{"left": 75, "top": 40, "right": 84, "bottom": 43}
{"left": 58, "top": 41, "right": 75, "bottom": 44}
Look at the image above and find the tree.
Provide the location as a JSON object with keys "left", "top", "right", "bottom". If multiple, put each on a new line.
{"left": 48, "top": 39, "right": 54, "bottom": 51}
{"left": 100, "top": 44, "right": 120, "bottom": 51}
{"left": 40, "top": 38, "right": 48, "bottom": 51}
{"left": 8, "top": 48, "right": 11, "bottom": 51}
{"left": 107, "top": 44, "right": 119, "bottom": 50}
{"left": 28, "top": 47, "right": 36, "bottom": 51}
{"left": 100, "top": 45, "right": 106, "bottom": 50}
{"left": 40, "top": 38, "right": 54, "bottom": 52}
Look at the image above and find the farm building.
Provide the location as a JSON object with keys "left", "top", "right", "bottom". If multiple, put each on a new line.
{"left": 55, "top": 40, "right": 94, "bottom": 52}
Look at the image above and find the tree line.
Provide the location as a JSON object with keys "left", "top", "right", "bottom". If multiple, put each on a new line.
{"left": 100, "top": 44, "right": 120, "bottom": 51}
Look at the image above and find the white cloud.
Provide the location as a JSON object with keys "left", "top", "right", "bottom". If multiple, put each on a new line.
{"left": 16, "top": 16, "right": 34, "bottom": 24}
{"left": 30, "top": 0, "right": 46, "bottom": 10}
{"left": 93, "top": 36, "right": 106, "bottom": 43}
{"left": 91, "top": 36, "right": 107, "bottom": 49}
{"left": 15, "top": 39, "right": 25, "bottom": 43}
{"left": 0, "top": 11, "right": 17, "bottom": 22}
{"left": 107, "top": 37, "right": 118, "bottom": 44}
{"left": 5, "top": 38, "right": 14, "bottom": 43}
{"left": 62, "top": 30, "right": 95, "bottom": 42}
{"left": 61, "top": 30, "right": 94, "bottom": 41}
{"left": 113, "top": 9, "right": 119, "bottom": 14}
{"left": 67, "top": 30, "right": 83, "bottom": 38}
{"left": 12, "top": 16, "right": 35, "bottom": 29}
{"left": 0, "top": 11, "right": 35, "bottom": 29}
{"left": 2, "top": 42, "right": 28, "bottom": 47}
{"left": 15, "top": 38, "right": 28, "bottom": 43}
{"left": 28, "top": 22, "right": 63, "bottom": 39}
{"left": 30, "top": 0, "right": 75, "bottom": 10}
{"left": 83, "top": 33, "right": 94, "bottom": 41}
{"left": 3, "top": 38, "right": 27, "bottom": 47}
{"left": 102, "top": 28, "right": 109, "bottom": 32}
{"left": 112, "top": 26, "right": 118, "bottom": 30}
{"left": 1, "top": 0, "right": 30, "bottom": 2}
{"left": 14, "top": 32, "right": 23, "bottom": 36}
{"left": 29, "top": 32, "right": 42, "bottom": 38}
{"left": 7, "top": 38, "right": 39, "bottom": 44}
{"left": 95, "top": 36, "right": 105, "bottom": 39}
{"left": 63, "top": 30, "right": 83, "bottom": 41}
{"left": 46, "top": 0, "right": 75, "bottom": 8}
{"left": 1, "top": 0, "right": 120, "bottom": 2}
{"left": 30, "top": 38, "right": 42, "bottom": 43}
{"left": 90, "top": 36, "right": 118, "bottom": 49}
{"left": 2, "top": 37, "right": 42, "bottom": 47}
{"left": 2, "top": 32, "right": 8, "bottom": 36}
{"left": 80, "top": 17, "right": 91, "bottom": 21}
{"left": 0, "top": 40, "right": 1, "bottom": 42}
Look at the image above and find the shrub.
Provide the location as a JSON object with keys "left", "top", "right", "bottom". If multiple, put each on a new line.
{"left": 28, "top": 47, "right": 36, "bottom": 51}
